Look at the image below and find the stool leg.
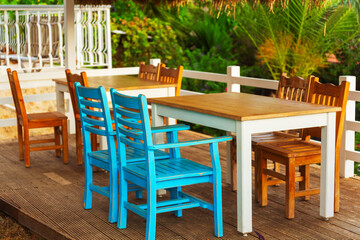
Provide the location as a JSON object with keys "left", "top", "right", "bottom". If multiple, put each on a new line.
{"left": 17, "top": 122, "right": 24, "bottom": 161}
{"left": 299, "top": 165, "right": 310, "bottom": 201}
{"left": 24, "top": 127, "right": 30, "bottom": 167}
{"left": 286, "top": 158, "right": 295, "bottom": 219}
{"left": 62, "top": 120, "right": 68, "bottom": 164}
{"left": 259, "top": 151, "right": 268, "bottom": 207}
{"left": 55, "top": 127, "right": 61, "bottom": 157}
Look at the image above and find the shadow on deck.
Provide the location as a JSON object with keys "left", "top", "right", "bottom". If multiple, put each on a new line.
{"left": 0, "top": 130, "right": 359, "bottom": 240}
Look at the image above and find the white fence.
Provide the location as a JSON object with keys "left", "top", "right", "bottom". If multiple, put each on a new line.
{"left": 0, "top": 5, "right": 111, "bottom": 72}
{"left": 0, "top": 65, "right": 358, "bottom": 178}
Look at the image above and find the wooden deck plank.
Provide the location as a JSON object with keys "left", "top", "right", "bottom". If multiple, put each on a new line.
{"left": 0, "top": 131, "right": 359, "bottom": 240}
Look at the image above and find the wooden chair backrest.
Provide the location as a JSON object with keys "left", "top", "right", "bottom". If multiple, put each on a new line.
{"left": 7, "top": 68, "right": 27, "bottom": 124}
{"left": 304, "top": 79, "right": 350, "bottom": 150}
{"left": 138, "top": 62, "right": 161, "bottom": 81}
{"left": 277, "top": 72, "right": 309, "bottom": 102}
{"left": 65, "top": 69, "right": 89, "bottom": 118}
{"left": 158, "top": 65, "right": 184, "bottom": 96}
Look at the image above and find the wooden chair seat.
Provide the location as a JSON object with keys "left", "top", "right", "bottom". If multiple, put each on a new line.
{"left": 7, "top": 68, "right": 68, "bottom": 167}
{"left": 257, "top": 79, "right": 350, "bottom": 219}
{"left": 27, "top": 112, "right": 67, "bottom": 123}
{"left": 258, "top": 140, "right": 321, "bottom": 161}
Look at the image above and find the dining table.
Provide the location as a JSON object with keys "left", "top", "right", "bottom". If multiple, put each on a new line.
{"left": 149, "top": 92, "right": 340, "bottom": 235}
{"left": 53, "top": 74, "right": 178, "bottom": 134}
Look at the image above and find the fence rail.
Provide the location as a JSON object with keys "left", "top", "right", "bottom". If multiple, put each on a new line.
{"left": 0, "top": 64, "right": 358, "bottom": 178}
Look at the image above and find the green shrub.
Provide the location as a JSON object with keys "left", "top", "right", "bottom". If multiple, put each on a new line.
{"left": 182, "top": 48, "right": 236, "bottom": 93}
{"left": 111, "top": 16, "right": 186, "bottom": 68}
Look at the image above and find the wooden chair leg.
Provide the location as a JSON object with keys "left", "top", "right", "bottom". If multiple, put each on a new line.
{"left": 334, "top": 156, "right": 340, "bottom": 213}
{"left": 299, "top": 165, "right": 310, "bottom": 201}
{"left": 17, "top": 123, "right": 24, "bottom": 161}
{"left": 259, "top": 151, "right": 268, "bottom": 207}
{"left": 62, "top": 120, "right": 69, "bottom": 164}
{"left": 54, "top": 127, "right": 61, "bottom": 157}
{"left": 230, "top": 137, "right": 237, "bottom": 191}
{"left": 24, "top": 128, "right": 30, "bottom": 167}
{"left": 285, "top": 159, "right": 295, "bottom": 219}
{"left": 90, "top": 133, "right": 97, "bottom": 151}
{"left": 254, "top": 149, "right": 260, "bottom": 203}
{"left": 75, "top": 123, "right": 83, "bottom": 165}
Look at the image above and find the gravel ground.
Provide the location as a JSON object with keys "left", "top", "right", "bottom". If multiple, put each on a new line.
{"left": 0, "top": 211, "right": 44, "bottom": 240}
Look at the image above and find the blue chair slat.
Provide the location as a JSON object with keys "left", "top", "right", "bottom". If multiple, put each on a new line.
{"left": 84, "top": 125, "right": 108, "bottom": 136}
{"left": 75, "top": 82, "right": 190, "bottom": 225}
{"left": 118, "top": 125, "right": 143, "bottom": 140}
{"left": 115, "top": 105, "right": 141, "bottom": 120}
{"left": 111, "top": 89, "right": 232, "bottom": 239}
{"left": 82, "top": 116, "right": 106, "bottom": 128}
{"left": 79, "top": 97, "right": 103, "bottom": 109}
{"left": 82, "top": 107, "right": 104, "bottom": 118}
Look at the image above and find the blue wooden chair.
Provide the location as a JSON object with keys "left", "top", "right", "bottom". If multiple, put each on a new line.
{"left": 110, "top": 89, "right": 232, "bottom": 239}
{"left": 74, "top": 83, "right": 190, "bottom": 223}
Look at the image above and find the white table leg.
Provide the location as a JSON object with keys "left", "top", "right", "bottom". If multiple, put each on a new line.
{"left": 236, "top": 121, "right": 252, "bottom": 234}
{"left": 151, "top": 103, "right": 165, "bottom": 144}
{"left": 320, "top": 112, "right": 336, "bottom": 219}
{"left": 151, "top": 103, "right": 166, "bottom": 195}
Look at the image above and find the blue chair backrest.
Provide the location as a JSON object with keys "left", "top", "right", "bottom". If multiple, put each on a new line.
{"left": 110, "top": 88, "right": 155, "bottom": 170}
{"left": 74, "top": 82, "right": 115, "bottom": 156}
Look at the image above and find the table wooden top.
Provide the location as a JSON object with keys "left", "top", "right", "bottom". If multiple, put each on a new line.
{"left": 53, "top": 75, "right": 178, "bottom": 91}
{"left": 149, "top": 92, "right": 341, "bottom": 121}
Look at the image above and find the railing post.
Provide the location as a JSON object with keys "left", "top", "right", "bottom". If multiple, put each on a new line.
{"left": 226, "top": 66, "right": 240, "bottom": 184}
{"left": 339, "top": 76, "right": 356, "bottom": 178}
{"left": 227, "top": 66, "right": 240, "bottom": 93}
{"left": 149, "top": 58, "right": 161, "bottom": 66}
{"left": 105, "top": 7, "right": 112, "bottom": 68}
{"left": 64, "top": 0, "right": 76, "bottom": 70}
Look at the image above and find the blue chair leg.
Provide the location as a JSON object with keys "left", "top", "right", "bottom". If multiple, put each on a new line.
{"left": 145, "top": 188, "right": 157, "bottom": 240}
{"left": 118, "top": 178, "right": 128, "bottom": 229}
{"left": 210, "top": 143, "right": 223, "bottom": 237}
{"left": 169, "top": 187, "right": 182, "bottom": 217}
{"left": 108, "top": 169, "right": 119, "bottom": 223}
{"left": 83, "top": 160, "right": 93, "bottom": 210}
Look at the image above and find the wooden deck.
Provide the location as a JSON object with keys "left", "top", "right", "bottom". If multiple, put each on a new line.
{"left": 0, "top": 130, "right": 359, "bottom": 240}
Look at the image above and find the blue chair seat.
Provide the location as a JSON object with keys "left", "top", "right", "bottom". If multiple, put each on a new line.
{"left": 124, "top": 158, "right": 213, "bottom": 184}
{"left": 89, "top": 147, "right": 169, "bottom": 166}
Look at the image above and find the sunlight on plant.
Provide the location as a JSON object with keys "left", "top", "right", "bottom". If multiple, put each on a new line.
{"left": 236, "top": 0, "right": 359, "bottom": 79}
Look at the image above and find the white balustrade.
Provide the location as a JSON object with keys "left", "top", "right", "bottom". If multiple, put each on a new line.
{"left": 0, "top": 5, "right": 111, "bottom": 72}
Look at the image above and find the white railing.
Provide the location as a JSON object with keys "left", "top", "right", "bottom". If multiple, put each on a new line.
{"left": 0, "top": 64, "right": 358, "bottom": 177}
{"left": 0, "top": 5, "right": 111, "bottom": 72}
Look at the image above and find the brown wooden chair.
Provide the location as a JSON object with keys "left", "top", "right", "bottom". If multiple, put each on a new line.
{"left": 138, "top": 62, "right": 161, "bottom": 81}
{"left": 231, "top": 73, "right": 313, "bottom": 194}
{"left": 257, "top": 79, "right": 350, "bottom": 218}
{"left": 158, "top": 65, "right": 184, "bottom": 97}
{"left": 65, "top": 69, "right": 97, "bottom": 165}
{"left": 7, "top": 68, "right": 68, "bottom": 167}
